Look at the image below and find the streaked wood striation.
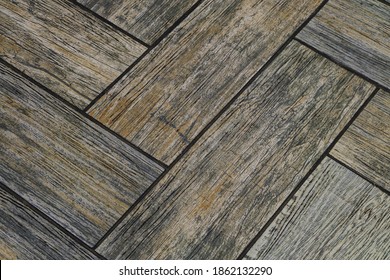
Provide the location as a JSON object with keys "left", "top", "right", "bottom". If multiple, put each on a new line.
{"left": 0, "top": 0, "right": 146, "bottom": 109}
{"left": 0, "top": 63, "right": 164, "bottom": 246}
{"left": 0, "top": 186, "right": 98, "bottom": 260}
{"left": 297, "top": 0, "right": 390, "bottom": 89}
{"left": 88, "top": 0, "right": 324, "bottom": 165}
{"left": 96, "top": 41, "right": 375, "bottom": 259}
{"left": 77, "top": 0, "right": 198, "bottom": 45}
{"left": 244, "top": 157, "right": 390, "bottom": 260}
{"left": 330, "top": 90, "right": 390, "bottom": 191}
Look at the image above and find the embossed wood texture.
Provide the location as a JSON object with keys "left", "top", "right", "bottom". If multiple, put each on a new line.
{"left": 297, "top": 0, "right": 390, "bottom": 89}
{"left": 330, "top": 90, "right": 390, "bottom": 191}
{"left": 244, "top": 157, "right": 390, "bottom": 260}
{"left": 77, "top": 0, "right": 198, "bottom": 45}
{"left": 0, "top": 186, "right": 98, "bottom": 260}
{"left": 0, "top": 0, "right": 146, "bottom": 109}
{"left": 96, "top": 41, "right": 375, "bottom": 259}
{"left": 88, "top": 0, "right": 324, "bottom": 165}
{"left": 0, "top": 63, "right": 164, "bottom": 246}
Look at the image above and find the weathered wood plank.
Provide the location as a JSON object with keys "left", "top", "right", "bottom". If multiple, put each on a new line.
{"left": 0, "top": 0, "right": 146, "bottom": 109}
{"left": 244, "top": 157, "right": 390, "bottom": 260}
{"left": 77, "top": 0, "right": 198, "bottom": 45}
{"left": 96, "top": 41, "right": 375, "bottom": 259}
{"left": 0, "top": 186, "right": 98, "bottom": 260}
{"left": 296, "top": 0, "right": 390, "bottom": 89}
{"left": 330, "top": 90, "right": 390, "bottom": 191}
{"left": 0, "top": 63, "right": 164, "bottom": 246}
{"left": 88, "top": 0, "right": 324, "bottom": 165}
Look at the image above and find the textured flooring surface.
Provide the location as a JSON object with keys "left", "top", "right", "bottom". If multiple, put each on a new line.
{"left": 0, "top": 0, "right": 389, "bottom": 259}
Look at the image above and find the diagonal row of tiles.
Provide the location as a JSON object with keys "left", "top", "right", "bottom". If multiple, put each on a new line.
{"left": 0, "top": 0, "right": 389, "bottom": 259}
{"left": 0, "top": 0, "right": 147, "bottom": 109}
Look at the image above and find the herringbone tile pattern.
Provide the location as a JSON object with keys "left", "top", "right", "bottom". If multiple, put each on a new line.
{"left": 0, "top": 0, "right": 389, "bottom": 259}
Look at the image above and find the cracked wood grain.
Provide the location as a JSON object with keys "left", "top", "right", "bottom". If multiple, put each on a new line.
{"left": 244, "top": 157, "right": 390, "bottom": 260}
{"left": 77, "top": 0, "right": 198, "bottom": 45}
{"left": 297, "top": 0, "right": 390, "bottom": 89}
{"left": 88, "top": 0, "right": 324, "bottom": 165}
{"left": 0, "top": 0, "right": 146, "bottom": 109}
{"left": 0, "top": 63, "right": 164, "bottom": 246}
{"left": 96, "top": 41, "right": 375, "bottom": 259}
{"left": 0, "top": 186, "right": 98, "bottom": 260}
{"left": 330, "top": 90, "right": 390, "bottom": 191}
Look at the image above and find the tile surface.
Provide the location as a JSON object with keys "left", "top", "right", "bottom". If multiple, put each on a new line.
{"left": 245, "top": 157, "right": 390, "bottom": 260}
{"left": 88, "top": 0, "right": 323, "bottom": 165}
{"left": 297, "top": 0, "right": 390, "bottom": 89}
{"left": 331, "top": 90, "right": 390, "bottom": 191}
{"left": 77, "top": 0, "right": 198, "bottom": 45}
{"left": 0, "top": 63, "right": 164, "bottom": 246}
{"left": 0, "top": 0, "right": 146, "bottom": 108}
{"left": 96, "top": 41, "right": 374, "bottom": 259}
{"left": 0, "top": 186, "right": 98, "bottom": 260}
{"left": 0, "top": 0, "right": 388, "bottom": 260}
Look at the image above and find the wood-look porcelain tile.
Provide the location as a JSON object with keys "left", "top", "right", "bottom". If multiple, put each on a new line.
{"left": 96, "top": 41, "right": 374, "bottom": 259}
{"left": 0, "top": 186, "right": 98, "bottom": 260}
{"left": 0, "top": 63, "right": 164, "bottom": 246}
{"left": 88, "top": 0, "right": 324, "bottom": 165}
{"left": 244, "top": 157, "right": 390, "bottom": 260}
{"left": 0, "top": 0, "right": 146, "bottom": 108}
{"left": 297, "top": 0, "right": 390, "bottom": 89}
{"left": 77, "top": 0, "right": 199, "bottom": 45}
{"left": 331, "top": 90, "right": 390, "bottom": 191}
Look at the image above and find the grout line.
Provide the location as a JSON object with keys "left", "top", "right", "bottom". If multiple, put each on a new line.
{"left": 148, "top": 0, "right": 205, "bottom": 49}
{"left": 82, "top": 47, "right": 152, "bottom": 113}
{"left": 69, "top": 0, "right": 150, "bottom": 48}
{"left": 3, "top": 0, "right": 205, "bottom": 251}
{"left": 328, "top": 154, "right": 390, "bottom": 196}
{"left": 69, "top": 0, "right": 155, "bottom": 114}
{"left": 294, "top": 38, "right": 390, "bottom": 92}
{"left": 94, "top": 0, "right": 331, "bottom": 250}
{"left": 237, "top": 87, "right": 380, "bottom": 259}
{"left": 0, "top": 182, "right": 106, "bottom": 260}
{"left": 93, "top": 166, "right": 174, "bottom": 249}
{"left": 237, "top": 158, "right": 330, "bottom": 259}
{"left": 168, "top": 0, "right": 332, "bottom": 166}
{"left": 3, "top": 0, "right": 385, "bottom": 258}
{"left": 82, "top": 0, "right": 205, "bottom": 113}
{"left": 0, "top": 58, "right": 168, "bottom": 170}
{"left": 93, "top": 0, "right": 208, "bottom": 248}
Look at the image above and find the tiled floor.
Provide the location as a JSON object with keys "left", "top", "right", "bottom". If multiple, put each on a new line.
{"left": 0, "top": 0, "right": 389, "bottom": 259}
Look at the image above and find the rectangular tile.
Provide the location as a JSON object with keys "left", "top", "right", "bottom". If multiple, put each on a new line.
{"left": 330, "top": 90, "right": 390, "bottom": 191}
{"left": 0, "top": 63, "right": 164, "bottom": 246}
{"left": 0, "top": 0, "right": 146, "bottom": 109}
{"left": 0, "top": 186, "right": 98, "bottom": 260}
{"left": 297, "top": 0, "right": 390, "bottom": 89}
{"left": 77, "top": 0, "right": 199, "bottom": 45}
{"left": 244, "top": 157, "right": 390, "bottom": 260}
{"left": 88, "top": 0, "right": 324, "bottom": 165}
{"left": 96, "top": 41, "right": 374, "bottom": 259}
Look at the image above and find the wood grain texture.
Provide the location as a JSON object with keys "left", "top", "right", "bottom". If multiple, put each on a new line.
{"left": 244, "top": 157, "right": 390, "bottom": 260}
{"left": 88, "top": 0, "right": 324, "bottom": 165}
{"left": 296, "top": 0, "right": 390, "bottom": 89}
{"left": 0, "top": 63, "right": 164, "bottom": 246}
{"left": 330, "top": 90, "right": 390, "bottom": 191}
{"left": 0, "top": 0, "right": 146, "bottom": 109}
{"left": 77, "top": 0, "right": 198, "bottom": 45}
{"left": 0, "top": 187, "right": 98, "bottom": 260}
{"left": 96, "top": 41, "right": 375, "bottom": 259}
